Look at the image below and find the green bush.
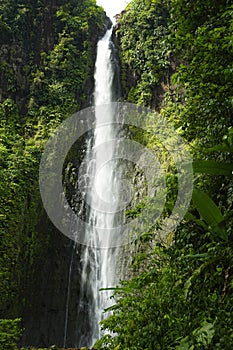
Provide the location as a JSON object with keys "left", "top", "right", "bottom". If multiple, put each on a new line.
{"left": 0, "top": 319, "right": 22, "bottom": 350}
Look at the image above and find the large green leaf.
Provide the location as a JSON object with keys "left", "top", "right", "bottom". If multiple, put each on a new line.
{"left": 193, "top": 160, "right": 233, "bottom": 176}
{"left": 192, "top": 189, "right": 227, "bottom": 240}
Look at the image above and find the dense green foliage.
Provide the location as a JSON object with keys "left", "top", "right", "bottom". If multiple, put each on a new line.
{"left": 95, "top": 0, "right": 233, "bottom": 349}
{"left": 1, "top": 0, "right": 233, "bottom": 348}
{"left": 115, "top": 0, "right": 170, "bottom": 106}
{"left": 0, "top": 318, "right": 22, "bottom": 350}
{"left": 0, "top": 0, "right": 107, "bottom": 345}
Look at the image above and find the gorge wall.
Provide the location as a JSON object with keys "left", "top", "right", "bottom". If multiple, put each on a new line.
{"left": 0, "top": 0, "right": 111, "bottom": 347}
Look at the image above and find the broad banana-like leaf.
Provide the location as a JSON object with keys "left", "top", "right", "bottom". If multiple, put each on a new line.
{"left": 192, "top": 189, "right": 227, "bottom": 240}
{"left": 193, "top": 160, "right": 233, "bottom": 176}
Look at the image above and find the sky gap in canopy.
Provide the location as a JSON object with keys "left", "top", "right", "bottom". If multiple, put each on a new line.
{"left": 96, "top": 0, "right": 130, "bottom": 22}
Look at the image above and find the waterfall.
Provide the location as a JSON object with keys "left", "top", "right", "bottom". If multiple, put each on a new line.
{"left": 76, "top": 27, "right": 121, "bottom": 347}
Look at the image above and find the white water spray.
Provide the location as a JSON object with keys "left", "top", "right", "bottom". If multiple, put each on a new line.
{"left": 77, "top": 28, "right": 121, "bottom": 347}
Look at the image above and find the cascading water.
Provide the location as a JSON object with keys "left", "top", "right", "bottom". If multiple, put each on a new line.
{"left": 76, "top": 27, "right": 122, "bottom": 347}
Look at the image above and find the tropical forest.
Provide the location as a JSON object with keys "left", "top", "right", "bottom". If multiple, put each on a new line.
{"left": 0, "top": 0, "right": 233, "bottom": 349}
